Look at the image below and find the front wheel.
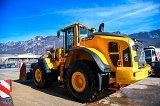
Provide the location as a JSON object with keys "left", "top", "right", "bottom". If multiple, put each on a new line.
{"left": 33, "top": 63, "right": 53, "bottom": 88}
{"left": 66, "top": 61, "right": 98, "bottom": 102}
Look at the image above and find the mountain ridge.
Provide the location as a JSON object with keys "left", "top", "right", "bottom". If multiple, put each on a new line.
{"left": 0, "top": 29, "right": 160, "bottom": 54}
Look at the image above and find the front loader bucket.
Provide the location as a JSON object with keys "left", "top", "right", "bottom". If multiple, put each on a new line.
{"left": 19, "top": 62, "right": 33, "bottom": 80}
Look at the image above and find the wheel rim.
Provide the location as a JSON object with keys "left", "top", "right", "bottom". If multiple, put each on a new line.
{"left": 71, "top": 72, "right": 86, "bottom": 92}
{"left": 35, "top": 69, "right": 42, "bottom": 82}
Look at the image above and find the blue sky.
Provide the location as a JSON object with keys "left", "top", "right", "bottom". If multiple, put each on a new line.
{"left": 0, "top": 0, "right": 160, "bottom": 43}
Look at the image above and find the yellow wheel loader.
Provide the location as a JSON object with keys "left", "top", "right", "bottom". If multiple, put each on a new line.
{"left": 20, "top": 23, "right": 152, "bottom": 102}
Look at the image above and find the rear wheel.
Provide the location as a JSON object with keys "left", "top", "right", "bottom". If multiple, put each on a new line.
{"left": 66, "top": 61, "right": 98, "bottom": 102}
{"left": 71, "top": 72, "right": 86, "bottom": 92}
{"left": 33, "top": 63, "right": 54, "bottom": 88}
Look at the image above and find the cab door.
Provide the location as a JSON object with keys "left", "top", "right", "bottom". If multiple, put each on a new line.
{"left": 64, "top": 27, "right": 74, "bottom": 52}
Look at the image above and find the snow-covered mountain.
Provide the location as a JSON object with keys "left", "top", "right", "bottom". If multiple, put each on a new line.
{"left": 0, "top": 29, "right": 160, "bottom": 54}
{"left": 128, "top": 29, "right": 160, "bottom": 47}
{"left": 0, "top": 36, "right": 63, "bottom": 54}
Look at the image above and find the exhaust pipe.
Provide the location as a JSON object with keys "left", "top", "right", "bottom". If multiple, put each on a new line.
{"left": 98, "top": 23, "right": 104, "bottom": 32}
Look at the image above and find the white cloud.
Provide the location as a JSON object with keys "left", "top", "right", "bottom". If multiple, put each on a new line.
{"left": 13, "top": 1, "right": 160, "bottom": 34}
{"left": 56, "top": 2, "right": 160, "bottom": 33}
{"left": 131, "top": 20, "right": 160, "bottom": 32}
{"left": 106, "top": 3, "right": 160, "bottom": 23}
{"left": 13, "top": 12, "right": 56, "bottom": 20}
{"left": 57, "top": 2, "right": 159, "bottom": 20}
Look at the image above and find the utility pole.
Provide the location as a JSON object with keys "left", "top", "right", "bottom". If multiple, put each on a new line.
{"left": 43, "top": 40, "right": 46, "bottom": 55}
{"left": 53, "top": 41, "right": 55, "bottom": 49}
{"left": 32, "top": 39, "right": 35, "bottom": 59}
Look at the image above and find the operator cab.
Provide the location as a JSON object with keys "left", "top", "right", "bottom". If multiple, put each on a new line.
{"left": 57, "top": 23, "right": 96, "bottom": 52}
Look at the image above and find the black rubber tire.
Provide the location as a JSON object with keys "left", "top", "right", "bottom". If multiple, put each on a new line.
{"left": 26, "top": 72, "right": 33, "bottom": 80}
{"left": 31, "top": 63, "right": 36, "bottom": 68}
{"left": 33, "top": 63, "right": 54, "bottom": 88}
{"left": 66, "top": 61, "right": 98, "bottom": 103}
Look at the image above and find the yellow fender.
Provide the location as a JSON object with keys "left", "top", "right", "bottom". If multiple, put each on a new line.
{"left": 66, "top": 47, "right": 110, "bottom": 73}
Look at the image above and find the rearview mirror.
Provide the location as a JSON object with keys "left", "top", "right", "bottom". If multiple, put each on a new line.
{"left": 91, "top": 28, "right": 96, "bottom": 32}
{"left": 57, "top": 31, "right": 60, "bottom": 38}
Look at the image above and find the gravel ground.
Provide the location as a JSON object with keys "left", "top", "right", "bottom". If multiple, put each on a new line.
{"left": 0, "top": 68, "right": 160, "bottom": 106}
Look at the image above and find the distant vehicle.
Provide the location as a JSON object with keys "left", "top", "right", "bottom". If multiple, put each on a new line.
{"left": 0, "top": 64, "right": 6, "bottom": 69}
{"left": 144, "top": 46, "right": 160, "bottom": 63}
{"left": 144, "top": 46, "right": 160, "bottom": 76}
{"left": 6, "top": 63, "right": 17, "bottom": 68}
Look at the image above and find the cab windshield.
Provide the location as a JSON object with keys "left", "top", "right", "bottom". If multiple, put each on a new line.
{"left": 79, "top": 27, "right": 93, "bottom": 38}
{"left": 145, "top": 50, "right": 151, "bottom": 58}
{"left": 144, "top": 49, "right": 155, "bottom": 58}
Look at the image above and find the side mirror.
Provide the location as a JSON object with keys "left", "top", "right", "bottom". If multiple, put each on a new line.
{"left": 91, "top": 28, "right": 96, "bottom": 32}
{"left": 57, "top": 31, "right": 60, "bottom": 38}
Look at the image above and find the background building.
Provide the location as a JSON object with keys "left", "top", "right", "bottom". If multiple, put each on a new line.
{"left": 0, "top": 53, "right": 41, "bottom": 68}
